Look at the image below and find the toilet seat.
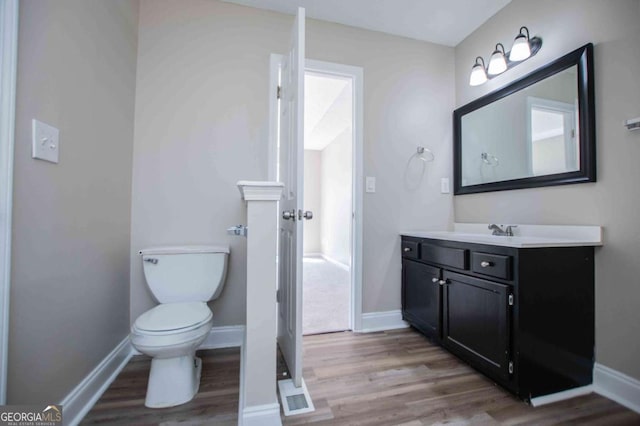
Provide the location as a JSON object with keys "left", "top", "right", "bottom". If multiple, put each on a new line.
{"left": 133, "top": 302, "right": 212, "bottom": 335}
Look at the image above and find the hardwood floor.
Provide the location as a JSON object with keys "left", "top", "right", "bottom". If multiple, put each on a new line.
{"left": 82, "top": 329, "right": 640, "bottom": 425}
{"left": 81, "top": 348, "right": 240, "bottom": 425}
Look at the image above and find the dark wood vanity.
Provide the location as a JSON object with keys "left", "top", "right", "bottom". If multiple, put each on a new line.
{"left": 401, "top": 235, "right": 595, "bottom": 402}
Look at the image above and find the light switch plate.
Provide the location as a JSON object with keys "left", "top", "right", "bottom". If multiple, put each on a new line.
{"left": 441, "top": 177, "right": 450, "bottom": 194}
{"left": 32, "top": 119, "right": 59, "bottom": 163}
{"left": 366, "top": 176, "right": 376, "bottom": 193}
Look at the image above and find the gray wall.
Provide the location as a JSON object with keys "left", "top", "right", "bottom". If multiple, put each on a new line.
{"left": 303, "top": 150, "right": 321, "bottom": 254}
{"left": 320, "top": 129, "right": 352, "bottom": 267}
{"left": 130, "top": 0, "right": 454, "bottom": 326}
{"left": 9, "top": 0, "right": 138, "bottom": 403}
{"left": 454, "top": 0, "right": 640, "bottom": 380}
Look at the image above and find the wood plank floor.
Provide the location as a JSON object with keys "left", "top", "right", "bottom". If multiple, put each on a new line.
{"left": 82, "top": 347, "right": 240, "bottom": 425}
{"left": 82, "top": 329, "right": 640, "bottom": 425}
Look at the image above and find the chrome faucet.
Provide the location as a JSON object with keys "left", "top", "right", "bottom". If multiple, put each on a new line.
{"left": 488, "top": 224, "right": 517, "bottom": 236}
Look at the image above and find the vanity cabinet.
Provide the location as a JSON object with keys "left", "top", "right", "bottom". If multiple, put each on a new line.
{"left": 401, "top": 236, "right": 595, "bottom": 402}
{"left": 401, "top": 260, "right": 441, "bottom": 342}
{"left": 442, "top": 270, "right": 511, "bottom": 381}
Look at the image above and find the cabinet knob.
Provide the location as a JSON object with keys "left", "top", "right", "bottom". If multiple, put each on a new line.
{"left": 403, "top": 247, "right": 411, "bottom": 252}
{"left": 432, "top": 277, "right": 438, "bottom": 283}
{"left": 439, "top": 280, "right": 447, "bottom": 286}
{"left": 480, "top": 261, "right": 492, "bottom": 268}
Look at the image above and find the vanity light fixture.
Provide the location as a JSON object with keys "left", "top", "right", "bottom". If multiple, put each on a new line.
{"left": 469, "top": 57, "right": 488, "bottom": 86}
{"left": 468, "top": 26, "right": 542, "bottom": 86}
{"left": 487, "top": 43, "right": 508, "bottom": 75}
{"left": 509, "top": 26, "right": 532, "bottom": 61}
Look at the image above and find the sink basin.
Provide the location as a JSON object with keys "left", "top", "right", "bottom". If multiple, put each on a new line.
{"left": 401, "top": 225, "right": 603, "bottom": 248}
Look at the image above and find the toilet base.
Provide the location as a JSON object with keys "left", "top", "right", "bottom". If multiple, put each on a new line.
{"left": 145, "top": 355, "right": 202, "bottom": 408}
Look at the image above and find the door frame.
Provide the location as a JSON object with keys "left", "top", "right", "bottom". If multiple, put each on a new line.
{"left": 0, "top": 0, "right": 19, "bottom": 404}
{"left": 268, "top": 55, "right": 364, "bottom": 332}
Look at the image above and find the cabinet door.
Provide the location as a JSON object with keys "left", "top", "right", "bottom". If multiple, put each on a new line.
{"left": 402, "top": 260, "right": 441, "bottom": 341}
{"left": 442, "top": 271, "right": 511, "bottom": 381}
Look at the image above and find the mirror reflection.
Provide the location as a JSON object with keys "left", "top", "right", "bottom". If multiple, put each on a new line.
{"left": 461, "top": 66, "right": 579, "bottom": 186}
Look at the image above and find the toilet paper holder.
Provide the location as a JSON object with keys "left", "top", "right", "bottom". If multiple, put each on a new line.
{"left": 227, "top": 225, "right": 248, "bottom": 237}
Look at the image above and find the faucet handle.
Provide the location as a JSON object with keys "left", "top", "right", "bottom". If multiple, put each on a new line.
{"left": 505, "top": 225, "right": 518, "bottom": 236}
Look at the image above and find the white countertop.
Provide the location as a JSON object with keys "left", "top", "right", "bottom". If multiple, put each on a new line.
{"left": 401, "top": 223, "right": 603, "bottom": 248}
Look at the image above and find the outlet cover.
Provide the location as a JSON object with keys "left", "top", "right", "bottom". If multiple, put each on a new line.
{"left": 32, "top": 119, "right": 59, "bottom": 163}
{"left": 441, "top": 177, "right": 450, "bottom": 194}
{"left": 366, "top": 176, "right": 376, "bottom": 193}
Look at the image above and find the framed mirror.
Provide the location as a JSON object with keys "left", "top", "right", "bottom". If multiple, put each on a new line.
{"left": 454, "top": 43, "right": 595, "bottom": 195}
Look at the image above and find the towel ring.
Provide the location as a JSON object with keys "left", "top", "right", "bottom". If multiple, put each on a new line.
{"left": 415, "top": 146, "right": 435, "bottom": 163}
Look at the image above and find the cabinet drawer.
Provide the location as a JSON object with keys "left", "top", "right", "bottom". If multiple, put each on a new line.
{"left": 402, "top": 240, "right": 420, "bottom": 259}
{"left": 471, "top": 252, "right": 512, "bottom": 280}
{"left": 421, "top": 243, "right": 467, "bottom": 270}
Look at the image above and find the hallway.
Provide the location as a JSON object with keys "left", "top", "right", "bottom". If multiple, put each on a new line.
{"left": 303, "top": 257, "right": 350, "bottom": 335}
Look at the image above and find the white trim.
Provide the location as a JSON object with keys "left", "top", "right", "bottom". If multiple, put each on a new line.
{"left": 238, "top": 334, "right": 247, "bottom": 425}
{"left": 304, "top": 59, "right": 364, "bottom": 332}
{"left": 200, "top": 325, "right": 245, "bottom": 349}
{"left": 0, "top": 0, "right": 18, "bottom": 404}
{"left": 241, "top": 402, "right": 282, "bottom": 426}
{"left": 594, "top": 362, "right": 640, "bottom": 414}
{"left": 303, "top": 252, "right": 323, "bottom": 258}
{"left": 321, "top": 254, "right": 349, "bottom": 272}
{"left": 530, "top": 385, "right": 593, "bottom": 407}
{"left": 359, "top": 310, "right": 409, "bottom": 333}
{"left": 238, "top": 181, "right": 284, "bottom": 201}
{"left": 268, "top": 54, "right": 282, "bottom": 181}
{"left": 60, "top": 337, "right": 133, "bottom": 426}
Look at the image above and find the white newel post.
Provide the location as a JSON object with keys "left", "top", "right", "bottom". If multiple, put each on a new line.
{"left": 237, "top": 181, "right": 284, "bottom": 426}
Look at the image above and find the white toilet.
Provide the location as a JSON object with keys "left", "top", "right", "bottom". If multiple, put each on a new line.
{"left": 131, "top": 245, "right": 229, "bottom": 408}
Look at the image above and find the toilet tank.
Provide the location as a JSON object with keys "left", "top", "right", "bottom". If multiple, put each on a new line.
{"left": 139, "top": 246, "right": 229, "bottom": 303}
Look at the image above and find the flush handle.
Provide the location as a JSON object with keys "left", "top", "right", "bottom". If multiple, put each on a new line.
{"left": 144, "top": 258, "right": 158, "bottom": 265}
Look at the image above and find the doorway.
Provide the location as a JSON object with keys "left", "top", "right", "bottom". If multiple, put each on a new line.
{"left": 302, "top": 71, "right": 353, "bottom": 335}
{"left": 269, "top": 57, "right": 363, "bottom": 334}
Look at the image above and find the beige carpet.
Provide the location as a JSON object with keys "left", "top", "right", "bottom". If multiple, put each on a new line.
{"left": 303, "top": 256, "right": 350, "bottom": 335}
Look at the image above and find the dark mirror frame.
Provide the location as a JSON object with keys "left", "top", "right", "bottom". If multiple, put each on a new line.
{"left": 453, "top": 43, "right": 595, "bottom": 195}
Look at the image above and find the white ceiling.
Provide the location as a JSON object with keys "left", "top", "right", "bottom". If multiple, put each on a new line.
{"left": 304, "top": 72, "right": 352, "bottom": 151}
{"left": 222, "top": 0, "right": 512, "bottom": 46}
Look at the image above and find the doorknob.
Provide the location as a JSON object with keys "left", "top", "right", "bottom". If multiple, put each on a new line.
{"left": 298, "top": 210, "right": 313, "bottom": 220}
{"left": 282, "top": 209, "right": 296, "bottom": 221}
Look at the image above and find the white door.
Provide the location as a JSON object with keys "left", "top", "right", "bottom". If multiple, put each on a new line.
{"left": 278, "top": 7, "right": 306, "bottom": 388}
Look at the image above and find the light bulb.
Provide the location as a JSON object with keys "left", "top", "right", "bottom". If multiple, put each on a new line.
{"left": 509, "top": 27, "right": 531, "bottom": 61}
{"left": 469, "top": 57, "right": 487, "bottom": 86}
{"left": 488, "top": 43, "right": 507, "bottom": 75}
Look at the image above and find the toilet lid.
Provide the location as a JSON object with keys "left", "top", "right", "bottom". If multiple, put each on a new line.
{"left": 134, "top": 302, "right": 212, "bottom": 332}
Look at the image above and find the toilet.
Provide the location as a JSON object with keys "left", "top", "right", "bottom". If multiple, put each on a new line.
{"left": 131, "top": 245, "right": 229, "bottom": 408}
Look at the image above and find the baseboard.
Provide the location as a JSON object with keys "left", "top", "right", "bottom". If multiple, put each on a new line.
{"left": 320, "top": 254, "right": 350, "bottom": 271}
{"left": 530, "top": 385, "right": 593, "bottom": 407}
{"left": 60, "top": 336, "right": 133, "bottom": 426}
{"left": 303, "top": 252, "right": 322, "bottom": 258}
{"left": 359, "top": 310, "right": 409, "bottom": 333}
{"left": 200, "top": 325, "right": 245, "bottom": 349}
{"left": 594, "top": 362, "right": 640, "bottom": 414}
{"left": 241, "top": 402, "right": 282, "bottom": 426}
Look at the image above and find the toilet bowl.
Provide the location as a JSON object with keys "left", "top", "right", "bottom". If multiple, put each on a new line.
{"left": 131, "top": 246, "right": 229, "bottom": 408}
